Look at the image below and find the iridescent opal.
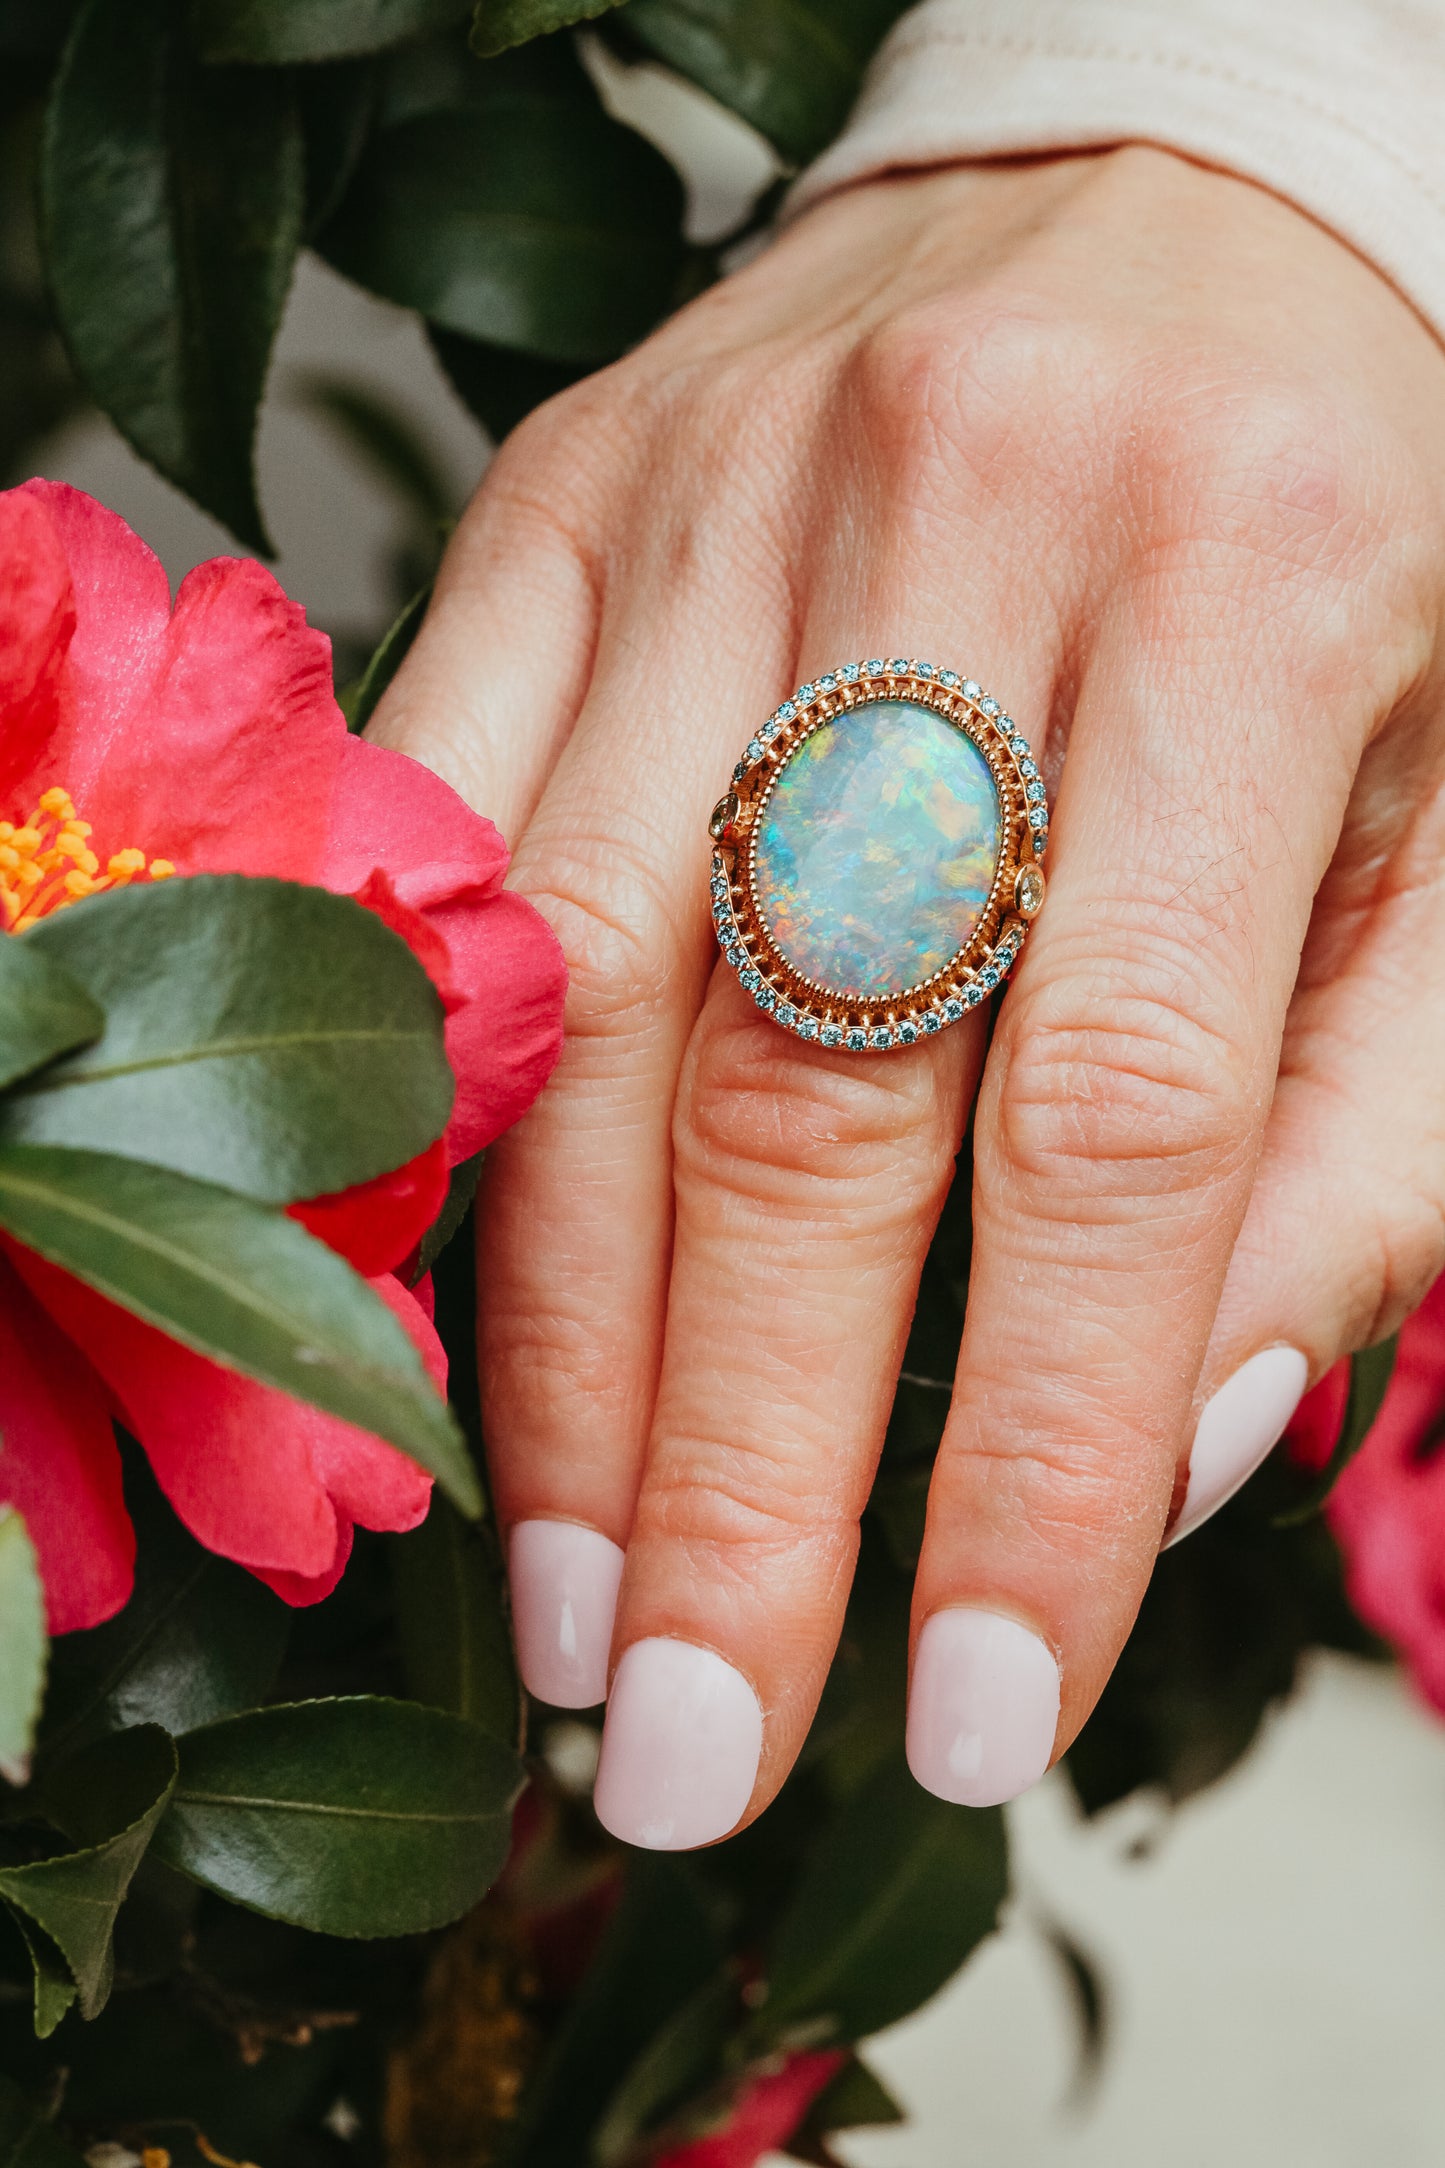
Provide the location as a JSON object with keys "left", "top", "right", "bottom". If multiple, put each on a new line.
{"left": 753, "top": 700, "right": 1000, "bottom": 997}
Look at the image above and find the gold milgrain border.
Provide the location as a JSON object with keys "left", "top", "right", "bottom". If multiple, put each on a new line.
{"left": 709, "top": 663, "right": 1047, "bottom": 1050}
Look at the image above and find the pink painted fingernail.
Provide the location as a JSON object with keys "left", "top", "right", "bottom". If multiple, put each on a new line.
{"left": 1166, "top": 1345, "right": 1309, "bottom": 1547}
{"left": 593, "top": 1638, "right": 763, "bottom": 1850}
{"left": 907, "top": 1609, "right": 1060, "bottom": 1808}
{"left": 508, "top": 1520, "right": 624, "bottom": 1708}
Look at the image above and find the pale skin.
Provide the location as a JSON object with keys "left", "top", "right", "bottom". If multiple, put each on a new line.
{"left": 374, "top": 144, "right": 1445, "bottom": 1830}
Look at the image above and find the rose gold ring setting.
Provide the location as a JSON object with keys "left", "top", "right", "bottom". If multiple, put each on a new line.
{"left": 708, "top": 658, "right": 1047, "bottom": 1051}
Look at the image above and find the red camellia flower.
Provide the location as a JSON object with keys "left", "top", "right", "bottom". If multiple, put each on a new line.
{"left": 0, "top": 479, "right": 565, "bottom": 1633}
{"left": 651, "top": 2052, "right": 846, "bottom": 2168}
{"left": 1286, "top": 1275, "right": 1445, "bottom": 1715}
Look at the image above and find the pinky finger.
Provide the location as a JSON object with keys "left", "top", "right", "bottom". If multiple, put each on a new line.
{"left": 1172, "top": 832, "right": 1445, "bottom": 1542}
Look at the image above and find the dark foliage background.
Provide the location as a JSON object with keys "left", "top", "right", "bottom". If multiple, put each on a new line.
{"left": 0, "top": 2, "right": 1389, "bottom": 2161}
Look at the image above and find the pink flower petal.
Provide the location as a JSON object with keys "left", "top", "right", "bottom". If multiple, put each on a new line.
{"left": 249, "top": 1518, "right": 356, "bottom": 1608}
{"left": 0, "top": 487, "right": 78, "bottom": 809}
{"left": 435, "top": 887, "right": 567, "bottom": 1159}
{"left": 320, "top": 732, "right": 511, "bottom": 911}
{"left": 92, "top": 555, "right": 343, "bottom": 876}
{"left": 10, "top": 482, "right": 342, "bottom": 874}
{"left": 7, "top": 1248, "right": 440, "bottom": 1601}
{"left": 9, "top": 1246, "right": 341, "bottom": 1580}
{"left": 291, "top": 1138, "right": 450, "bottom": 1276}
{"left": 652, "top": 2051, "right": 847, "bottom": 2168}
{"left": 1326, "top": 1277, "right": 1445, "bottom": 1714}
{"left": 0, "top": 1249, "right": 133, "bottom": 1633}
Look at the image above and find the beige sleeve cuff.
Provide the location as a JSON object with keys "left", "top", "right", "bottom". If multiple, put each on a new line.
{"left": 785, "top": 0, "right": 1445, "bottom": 345}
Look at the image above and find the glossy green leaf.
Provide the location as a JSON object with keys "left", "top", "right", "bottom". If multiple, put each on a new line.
{"left": 9, "top": 1912, "right": 77, "bottom": 2039}
{"left": 0, "top": 1726, "right": 176, "bottom": 2020}
{"left": 471, "top": 0, "right": 625, "bottom": 58}
{"left": 0, "top": 1512, "right": 46, "bottom": 1790}
{"left": 0, "top": 939, "right": 101, "bottom": 1097}
{"left": 621, "top": 0, "right": 913, "bottom": 166}
{"left": 7, "top": 876, "right": 453, "bottom": 1204}
{"left": 194, "top": 0, "right": 471, "bottom": 63}
{"left": 503, "top": 1858, "right": 724, "bottom": 2165}
{"left": 320, "top": 51, "right": 688, "bottom": 364}
{"left": 41, "top": 0, "right": 303, "bottom": 551}
{"left": 297, "top": 58, "right": 378, "bottom": 236}
{"left": 0, "top": 2076, "right": 87, "bottom": 2168}
{"left": 344, "top": 583, "right": 431, "bottom": 734}
{"left": 429, "top": 324, "right": 583, "bottom": 442}
{"left": 799, "top": 2054, "right": 904, "bottom": 2141}
{"left": 42, "top": 1459, "right": 287, "bottom": 1757}
{"left": 391, "top": 1494, "right": 518, "bottom": 1743}
{"left": 1275, "top": 1336, "right": 1399, "bottom": 1525}
{"left": 592, "top": 1967, "right": 736, "bottom": 2165}
{"left": 1042, "top": 1916, "right": 1108, "bottom": 2105}
{"left": 757, "top": 1757, "right": 1007, "bottom": 2045}
{"left": 1066, "top": 1474, "right": 1375, "bottom": 1815}
{"left": 152, "top": 1696, "right": 523, "bottom": 1936}
{"left": 412, "top": 1146, "right": 483, "bottom": 1278}
{"left": 0, "top": 1145, "right": 479, "bottom": 1515}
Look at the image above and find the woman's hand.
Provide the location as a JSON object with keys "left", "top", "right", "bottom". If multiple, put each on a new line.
{"left": 374, "top": 145, "right": 1445, "bottom": 1846}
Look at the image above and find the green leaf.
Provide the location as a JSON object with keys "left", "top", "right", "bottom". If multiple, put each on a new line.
{"left": 0, "top": 1144, "right": 479, "bottom": 1516}
{"left": 0, "top": 1512, "right": 46, "bottom": 1789}
{"left": 42, "top": 1456, "right": 287, "bottom": 1757}
{"left": 429, "top": 324, "right": 583, "bottom": 443}
{"left": 502, "top": 1857, "right": 724, "bottom": 2166}
{"left": 7, "top": 876, "right": 453, "bottom": 1205}
{"left": 412, "top": 1147, "right": 483, "bottom": 1278}
{"left": 0, "top": 1726, "right": 176, "bottom": 2020}
{"left": 0, "top": 939, "right": 101, "bottom": 1096}
{"left": 0, "top": 2076, "right": 87, "bottom": 2168}
{"left": 9, "top": 1911, "right": 77, "bottom": 2039}
{"left": 1066, "top": 1471, "right": 1375, "bottom": 1815}
{"left": 194, "top": 0, "right": 471, "bottom": 63}
{"left": 151, "top": 1696, "right": 523, "bottom": 1935}
{"left": 592, "top": 1967, "right": 737, "bottom": 2166}
{"left": 620, "top": 0, "right": 913, "bottom": 167}
{"left": 391, "top": 1494, "right": 519, "bottom": 1743}
{"left": 1041, "top": 1916, "right": 1108, "bottom": 2105}
{"left": 1275, "top": 1336, "right": 1399, "bottom": 1525}
{"left": 41, "top": 0, "right": 303, "bottom": 550}
{"left": 297, "top": 58, "right": 378, "bottom": 236}
{"left": 471, "top": 0, "right": 625, "bottom": 59}
{"left": 344, "top": 582, "right": 432, "bottom": 734}
{"left": 320, "top": 47, "right": 689, "bottom": 364}
{"left": 803, "top": 2053, "right": 904, "bottom": 2135}
{"left": 756, "top": 1757, "right": 1007, "bottom": 2046}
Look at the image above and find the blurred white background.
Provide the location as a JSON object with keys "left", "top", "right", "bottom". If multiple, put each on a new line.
{"left": 25, "top": 51, "right": 1445, "bottom": 2167}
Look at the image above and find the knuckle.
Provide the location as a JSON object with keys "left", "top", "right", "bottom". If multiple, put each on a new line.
{"left": 1138, "top": 370, "right": 1406, "bottom": 592}
{"left": 841, "top": 300, "right": 1093, "bottom": 505}
{"left": 677, "top": 1012, "right": 958, "bottom": 1217}
{"left": 945, "top": 1381, "right": 1173, "bottom": 1561}
{"left": 483, "top": 1288, "right": 647, "bottom": 1441}
{"left": 1357, "top": 1179, "right": 1445, "bottom": 1344}
{"left": 521, "top": 840, "right": 686, "bottom": 1038}
{"left": 994, "top": 971, "right": 1256, "bottom": 1199}
{"left": 638, "top": 1438, "right": 857, "bottom": 1565}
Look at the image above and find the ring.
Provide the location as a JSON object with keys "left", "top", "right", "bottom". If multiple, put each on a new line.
{"left": 708, "top": 659, "right": 1047, "bottom": 1050}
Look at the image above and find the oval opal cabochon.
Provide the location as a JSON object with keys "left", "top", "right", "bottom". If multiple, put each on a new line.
{"left": 752, "top": 698, "right": 1002, "bottom": 999}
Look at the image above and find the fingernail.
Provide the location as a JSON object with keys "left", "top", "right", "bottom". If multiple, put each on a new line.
{"left": 508, "top": 1520, "right": 624, "bottom": 1708}
{"left": 593, "top": 1638, "right": 763, "bottom": 1850}
{"left": 1167, "top": 1344, "right": 1309, "bottom": 1547}
{"left": 907, "top": 1609, "right": 1060, "bottom": 1808}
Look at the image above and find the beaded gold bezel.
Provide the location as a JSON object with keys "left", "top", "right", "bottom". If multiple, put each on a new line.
{"left": 707, "top": 660, "right": 1047, "bottom": 1051}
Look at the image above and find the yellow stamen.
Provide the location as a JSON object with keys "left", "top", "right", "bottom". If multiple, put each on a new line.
{"left": 0, "top": 785, "right": 176, "bottom": 933}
